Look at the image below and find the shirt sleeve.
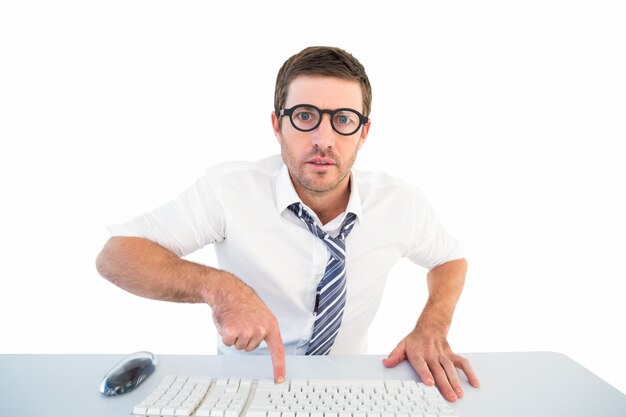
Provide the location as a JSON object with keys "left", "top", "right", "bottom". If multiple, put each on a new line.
{"left": 106, "top": 175, "right": 226, "bottom": 257}
{"left": 404, "top": 187, "right": 465, "bottom": 270}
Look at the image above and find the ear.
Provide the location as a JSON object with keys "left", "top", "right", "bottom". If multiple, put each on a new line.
{"left": 271, "top": 111, "right": 283, "bottom": 145}
{"left": 356, "top": 119, "right": 371, "bottom": 150}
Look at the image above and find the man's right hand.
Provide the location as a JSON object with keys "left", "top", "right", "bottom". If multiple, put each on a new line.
{"left": 96, "top": 237, "right": 285, "bottom": 382}
{"left": 205, "top": 272, "right": 286, "bottom": 383}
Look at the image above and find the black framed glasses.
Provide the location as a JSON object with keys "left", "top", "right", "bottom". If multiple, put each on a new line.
{"left": 280, "top": 104, "right": 369, "bottom": 136}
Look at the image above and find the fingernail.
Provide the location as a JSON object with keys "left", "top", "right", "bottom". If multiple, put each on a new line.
{"left": 276, "top": 376, "right": 285, "bottom": 384}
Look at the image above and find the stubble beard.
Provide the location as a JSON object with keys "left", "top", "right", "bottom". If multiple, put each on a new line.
{"left": 283, "top": 145, "right": 359, "bottom": 197}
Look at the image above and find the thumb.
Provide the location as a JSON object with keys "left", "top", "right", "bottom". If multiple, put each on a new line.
{"left": 382, "top": 342, "right": 406, "bottom": 368}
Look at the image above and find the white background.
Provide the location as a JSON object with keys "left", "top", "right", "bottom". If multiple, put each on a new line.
{"left": 1, "top": 1, "right": 624, "bottom": 394}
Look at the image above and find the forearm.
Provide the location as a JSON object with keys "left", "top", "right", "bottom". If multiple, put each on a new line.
{"left": 416, "top": 258, "right": 468, "bottom": 335}
{"left": 96, "top": 236, "right": 226, "bottom": 304}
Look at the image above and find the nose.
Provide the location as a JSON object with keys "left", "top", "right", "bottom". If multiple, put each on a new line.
{"left": 309, "top": 113, "right": 335, "bottom": 149}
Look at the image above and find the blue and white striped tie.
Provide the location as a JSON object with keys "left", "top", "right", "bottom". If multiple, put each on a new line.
{"left": 288, "top": 203, "right": 357, "bottom": 355}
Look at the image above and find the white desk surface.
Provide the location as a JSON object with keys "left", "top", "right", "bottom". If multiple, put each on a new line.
{"left": 0, "top": 352, "right": 624, "bottom": 417}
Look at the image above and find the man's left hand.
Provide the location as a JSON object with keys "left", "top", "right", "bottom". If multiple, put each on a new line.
{"left": 382, "top": 326, "right": 480, "bottom": 402}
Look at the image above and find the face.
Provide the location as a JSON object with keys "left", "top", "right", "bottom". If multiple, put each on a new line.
{"left": 272, "top": 75, "right": 370, "bottom": 199}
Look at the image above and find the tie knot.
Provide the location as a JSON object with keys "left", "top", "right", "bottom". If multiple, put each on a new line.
{"left": 287, "top": 203, "right": 357, "bottom": 248}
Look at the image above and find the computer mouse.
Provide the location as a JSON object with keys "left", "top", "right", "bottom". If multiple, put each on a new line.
{"left": 99, "top": 351, "right": 157, "bottom": 396}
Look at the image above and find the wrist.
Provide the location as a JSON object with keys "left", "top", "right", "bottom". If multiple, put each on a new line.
{"left": 199, "top": 268, "right": 248, "bottom": 308}
{"left": 415, "top": 307, "right": 452, "bottom": 336}
{"left": 199, "top": 268, "right": 230, "bottom": 307}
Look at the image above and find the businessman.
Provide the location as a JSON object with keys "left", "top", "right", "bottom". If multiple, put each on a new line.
{"left": 96, "top": 46, "right": 480, "bottom": 402}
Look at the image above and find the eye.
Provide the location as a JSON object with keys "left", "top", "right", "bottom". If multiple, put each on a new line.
{"left": 293, "top": 107, "right": 319, "bottom": 125}
{"left": 334, "top": 112, "right": 357, "bottom": 126}
{"left": 298, "top": 112, "right": 313, "bottom": 121}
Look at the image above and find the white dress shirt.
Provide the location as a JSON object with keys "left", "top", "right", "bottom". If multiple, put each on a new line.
{"left": 108, "top": 155, "right": 464, "bottom": 355}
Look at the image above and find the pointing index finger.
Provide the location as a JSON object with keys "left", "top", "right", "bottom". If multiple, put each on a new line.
{"left": 265, "top": 327, "right": 286, "bottom": 383}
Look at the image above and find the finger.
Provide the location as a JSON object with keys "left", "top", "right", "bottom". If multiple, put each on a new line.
{"left": 244, "top": 335, "right": 263, "bottom": 352}
{"left": 234, "top": 335, "right": 251, "bottom": 351}
{"left": 265, "top": 326, "right": 286, "bottom": 384}
{"left": 439, "top": 355, "right": 464, "bottom": 398}
{"left": 220, "top": 328, "right": 236, "bottom": 347}
{"left": 428, "top": 358, "right": 458, "bottom": 402}
{"left": 453, "top": 355, "right": 481, "bottom": 388}
{"left": 407, "top": 356, "right": 435, "bottom": 386}
{"left": 382, "top": 343, "right": 406, "bottom": 368}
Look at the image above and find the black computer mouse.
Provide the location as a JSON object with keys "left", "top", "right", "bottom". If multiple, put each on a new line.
{"left": 99, "top": 351, "right": 157, "bottom": 396}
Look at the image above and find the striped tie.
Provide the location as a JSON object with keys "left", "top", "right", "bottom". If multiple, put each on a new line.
{"left": 288, "top": 203, "right": 357, "bottom": 355}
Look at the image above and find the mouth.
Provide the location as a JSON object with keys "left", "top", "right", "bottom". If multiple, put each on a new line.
{"left": 306, "top": 157, "right": 335, "bottom": 171}
{"left": 307, "top": 157, "right": 335, "bottom": 166}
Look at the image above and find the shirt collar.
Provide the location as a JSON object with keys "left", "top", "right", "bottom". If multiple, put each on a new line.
{"left": 275, "top": 161, "right": 363, "bottom": 224}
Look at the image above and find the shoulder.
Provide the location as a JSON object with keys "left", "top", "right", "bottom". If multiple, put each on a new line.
{"left": 202, "top": 155, "right": 283, "bottom": 190}
{"left": 198, "top": 155, "right": 283, "bottom": 204}
{"left": 353, "top": 168, "right": 433, "bottom": 215}
{"left": 354, "top": 168, "right": 420, "bottom": 196}
{"left": 204, "top": 154, "right": 283, "bottom": 179}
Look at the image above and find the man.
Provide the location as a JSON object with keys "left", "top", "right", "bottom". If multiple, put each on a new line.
{"left": 96, "top": 46, "right": 480, "bottom": 402}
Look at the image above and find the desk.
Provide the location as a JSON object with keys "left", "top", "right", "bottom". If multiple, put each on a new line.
{"left": 0, "top": 352, "right": 624, "bottom": 417}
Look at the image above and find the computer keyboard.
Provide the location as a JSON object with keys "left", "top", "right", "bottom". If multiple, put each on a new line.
{"left": 132, "top": 376, "right": 458, "bottom": 417}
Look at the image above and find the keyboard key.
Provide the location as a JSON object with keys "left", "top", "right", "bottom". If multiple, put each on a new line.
{"left": 210, "top": 408, "right": 225, "bottom": 417}
{"left": 225, "top": 409, "right": 239, "bottom": 417}
{"left": 161, "top": 406, "right": 177, "bottom": 416}
{"left": 133, "top": 404, "right": 149, "bottom": 414}
{"left": 146, "top": 406, "right": 162, "bottom": 415}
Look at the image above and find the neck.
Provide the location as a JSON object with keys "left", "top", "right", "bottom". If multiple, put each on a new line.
{"left": 295, "top": 179, "right": 351, "bottom": 225}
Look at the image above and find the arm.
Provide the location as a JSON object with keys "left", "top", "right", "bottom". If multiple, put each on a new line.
{"left": 96, "top": 236, "right": 285, "bottom": 382}
{"left": 382, "top": 258, "right": 480, "bottom": 402}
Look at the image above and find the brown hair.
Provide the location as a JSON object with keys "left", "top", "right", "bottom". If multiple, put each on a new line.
{"left": 274, "top": 46, "right": 372, "bottom": 117}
